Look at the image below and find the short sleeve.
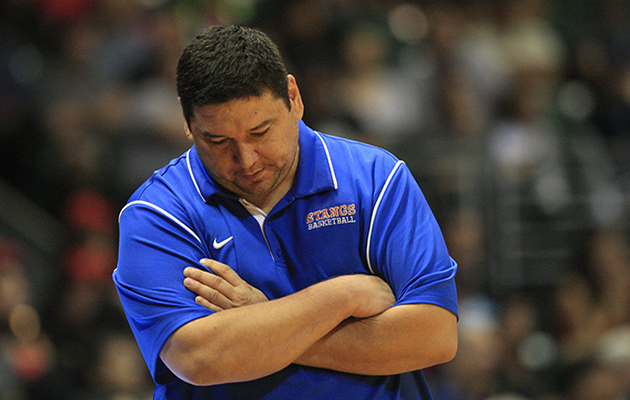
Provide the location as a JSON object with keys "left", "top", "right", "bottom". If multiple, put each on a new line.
{"left": 113, "top": 201, "right": 213, "bottom": 384}
{"left": 367, "top": 162, "right": 458, "bottom": 318}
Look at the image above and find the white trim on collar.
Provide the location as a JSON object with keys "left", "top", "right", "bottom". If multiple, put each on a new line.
{"left": 314, "top": 131, "right": 338, "bottom": 190}
{"left": 186, "top": 149, "right": 206, "bottom": 203}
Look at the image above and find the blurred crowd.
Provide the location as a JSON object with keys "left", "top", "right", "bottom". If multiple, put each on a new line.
{"left": 0, "top": 0, "right": 629, "bottom": 399}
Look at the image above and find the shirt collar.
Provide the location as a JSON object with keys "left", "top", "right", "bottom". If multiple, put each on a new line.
{"left": 292, "top": 120, "right": 338, "bottom": 198}
{"left": 188, "top": 120, "right": 338, "bottom": 203}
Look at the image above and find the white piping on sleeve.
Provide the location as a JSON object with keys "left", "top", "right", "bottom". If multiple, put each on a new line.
{"left": 365, "top": 160, "right": 405, "bottom": 275}
{"left": 314, "top": 132, "right": 338, "bottom": 190}
{"left": 119, "top": 200, "right": 202, "bottom": 244}
{"left": 186, "top": 149, "right": 206, "bottom": 203}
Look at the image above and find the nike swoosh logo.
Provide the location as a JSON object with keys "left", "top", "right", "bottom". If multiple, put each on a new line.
{"left": 213, "top": 236, "right": 233, "bottom": 249}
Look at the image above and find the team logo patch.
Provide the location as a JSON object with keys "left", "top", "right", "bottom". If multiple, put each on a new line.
{"left": 306, "top": 204, "right": 357, "bottom": 230}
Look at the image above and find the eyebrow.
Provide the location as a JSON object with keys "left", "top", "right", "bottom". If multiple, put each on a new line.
{"left": 200, "top": 130, "right": 223, "bottom": 139}
{"left": 249, "top": 118, "right": 274, "bottom": 132}
{"left": 199, "top": 118, "right": 275, "bottom": 139}
{"left": 194, "top": 109, "right": 277, "bottom": 140}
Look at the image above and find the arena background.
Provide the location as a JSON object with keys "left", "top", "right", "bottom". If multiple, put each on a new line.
{"left": 0, "top": 0, "right": 629, "bottom": 399}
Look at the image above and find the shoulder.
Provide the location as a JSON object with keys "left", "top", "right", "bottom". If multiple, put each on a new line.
{"left": 120, "top": 149, "right": 203, "bottom": 222}
{"left": 132, "top": 152, "right": 193, "bottom": 199}
{"left": 316, "top": 132, "right": 406, "bottom": 183}
{"left": 318, "top": 132, "right": 398, "bottom": 161}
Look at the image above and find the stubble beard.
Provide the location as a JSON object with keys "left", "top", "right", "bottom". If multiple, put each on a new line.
{"left": 231, "top": 142, "right": 299, "bottom": 200}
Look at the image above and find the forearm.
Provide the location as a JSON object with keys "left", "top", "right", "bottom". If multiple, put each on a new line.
{"left": 295, "top": 303, "right": 458, "bottom": 375}
{"left": 161, "top": 274, "right": 393, "bottom": 386}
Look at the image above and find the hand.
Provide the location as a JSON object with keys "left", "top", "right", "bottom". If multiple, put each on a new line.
{"left": 336, "top": 274, "right": 396, "bottom": 319}
{"left": 184, "top": 259, "right": 269, "bottom": 312}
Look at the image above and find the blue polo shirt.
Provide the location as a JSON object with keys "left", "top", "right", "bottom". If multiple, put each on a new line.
{"left": 113, "top": 121, "right": 458, "bottom": 400}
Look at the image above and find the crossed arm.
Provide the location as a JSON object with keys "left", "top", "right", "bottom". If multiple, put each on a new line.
{"left": 160, "top": 259, "right": 458, "bottom": 386}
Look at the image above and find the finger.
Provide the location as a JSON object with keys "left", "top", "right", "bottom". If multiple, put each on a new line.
{"left": 195, "top": 296, "right": 223, "bottom": 313}
{"left": 185, "top": 265, "right": 237, "bottom": 299}
{"left": 200, "top": 259, "right": 247, "bottom": 287}
{"left": 183, "top": 276, "right": 233, "bottom": 310}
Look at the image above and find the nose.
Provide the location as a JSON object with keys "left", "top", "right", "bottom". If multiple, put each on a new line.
{"left": 232, "top": 141, "right": 258, "bottom": 170}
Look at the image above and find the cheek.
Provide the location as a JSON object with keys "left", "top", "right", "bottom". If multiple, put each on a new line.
{"left": 273, "top": 131, "right": 299, "bottom": 164}
{"left": 272, "top": 144, "right": 296, "bottom": 168}
{"left": 255, "top": 139, "right": 289, "bottom": 165}
{"left": 200, "top": 151, "right": 232, "bottom": 178}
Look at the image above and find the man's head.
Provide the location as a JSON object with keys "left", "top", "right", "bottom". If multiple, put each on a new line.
{"left": 177, "top": 25, "right": 304, "bottom": 210}
{"left": 177, "top": 25, "right": 290, "bottom": 127}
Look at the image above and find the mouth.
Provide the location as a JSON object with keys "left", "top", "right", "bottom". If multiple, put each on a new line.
{"left": 239, "top": 168, "right": 266, "bottom": 182}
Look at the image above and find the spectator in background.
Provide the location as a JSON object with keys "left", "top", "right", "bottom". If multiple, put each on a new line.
{"left": 0, "top": 0, "right": 629, "bottom": 399}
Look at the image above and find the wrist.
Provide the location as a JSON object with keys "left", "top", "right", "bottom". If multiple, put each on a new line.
{"left": 305, "top": 276, "right": 358, "bottom": 320}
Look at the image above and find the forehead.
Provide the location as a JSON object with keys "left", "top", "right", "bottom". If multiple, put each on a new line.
{"left": 190, "top": 92, "right": 285, "bottom": 133}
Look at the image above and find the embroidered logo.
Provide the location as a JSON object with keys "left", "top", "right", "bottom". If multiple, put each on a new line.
{"left": 306, "top": 204, "right": 357, "bottom": 230}
{"left": 213, "top": 236, "right": 233, "bottom": 249}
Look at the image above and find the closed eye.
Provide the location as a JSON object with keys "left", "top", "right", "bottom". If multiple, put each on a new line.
{"left": 251, "top": 127, "right": 270, "bottom": 137}
{"left": 203, "top": 134, "right": 229, "bottom": 145}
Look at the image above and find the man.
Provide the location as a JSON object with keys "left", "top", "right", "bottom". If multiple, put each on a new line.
{"left": 113, "top": 24, "right": 458, "bottom": 400}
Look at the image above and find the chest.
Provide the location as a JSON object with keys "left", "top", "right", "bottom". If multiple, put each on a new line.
{"left": 200, "top": 194, "right": 370, "bottom": 299}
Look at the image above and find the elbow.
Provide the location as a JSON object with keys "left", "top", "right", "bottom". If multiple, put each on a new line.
{"left": 164, "top": 348, "right": 238, "bottom": 386}
{"left": 432, "top": 327, "right": 458, "bottom": 367}
{"left": 177, "top": 353, "right": 218, "bottom": 386}
{"left": 421, "top": 322, "right": 458, "bottom": 369}
{"left": 161, "top": 335, "right": 276, "bottom": 386}
{"left": 440, "top": 331, "right": 458, "bottom": 364}
{"left": 161, "top": 330, "right": 228, "bottom": 386}
{"left": 161, "top": 345, "right": 214, "bottom": 386}
{"left": 431, "top": 308, "right": 459, "bottom": 366}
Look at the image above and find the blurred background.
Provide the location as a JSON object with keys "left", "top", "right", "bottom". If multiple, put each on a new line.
{"left": 0, "top": 0, "right": 629, "bottom": 399}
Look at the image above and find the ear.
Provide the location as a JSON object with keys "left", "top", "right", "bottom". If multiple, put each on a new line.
{"left": 287, "top": 74, "right": 304, "bottom": 121}
{"left": 184, "top": 122, "right": 193, "bottom": 141}
{"left": 179, "top": 97, "right": 194, "bottom": 141}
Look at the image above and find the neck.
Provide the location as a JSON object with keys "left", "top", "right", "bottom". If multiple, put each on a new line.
{"left": 244, "top": 185, "right": 289, "bottom": 214}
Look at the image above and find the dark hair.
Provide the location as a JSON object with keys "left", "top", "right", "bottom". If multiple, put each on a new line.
{"left": 177, "top": 25, "right": 290, "bottom": 126}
